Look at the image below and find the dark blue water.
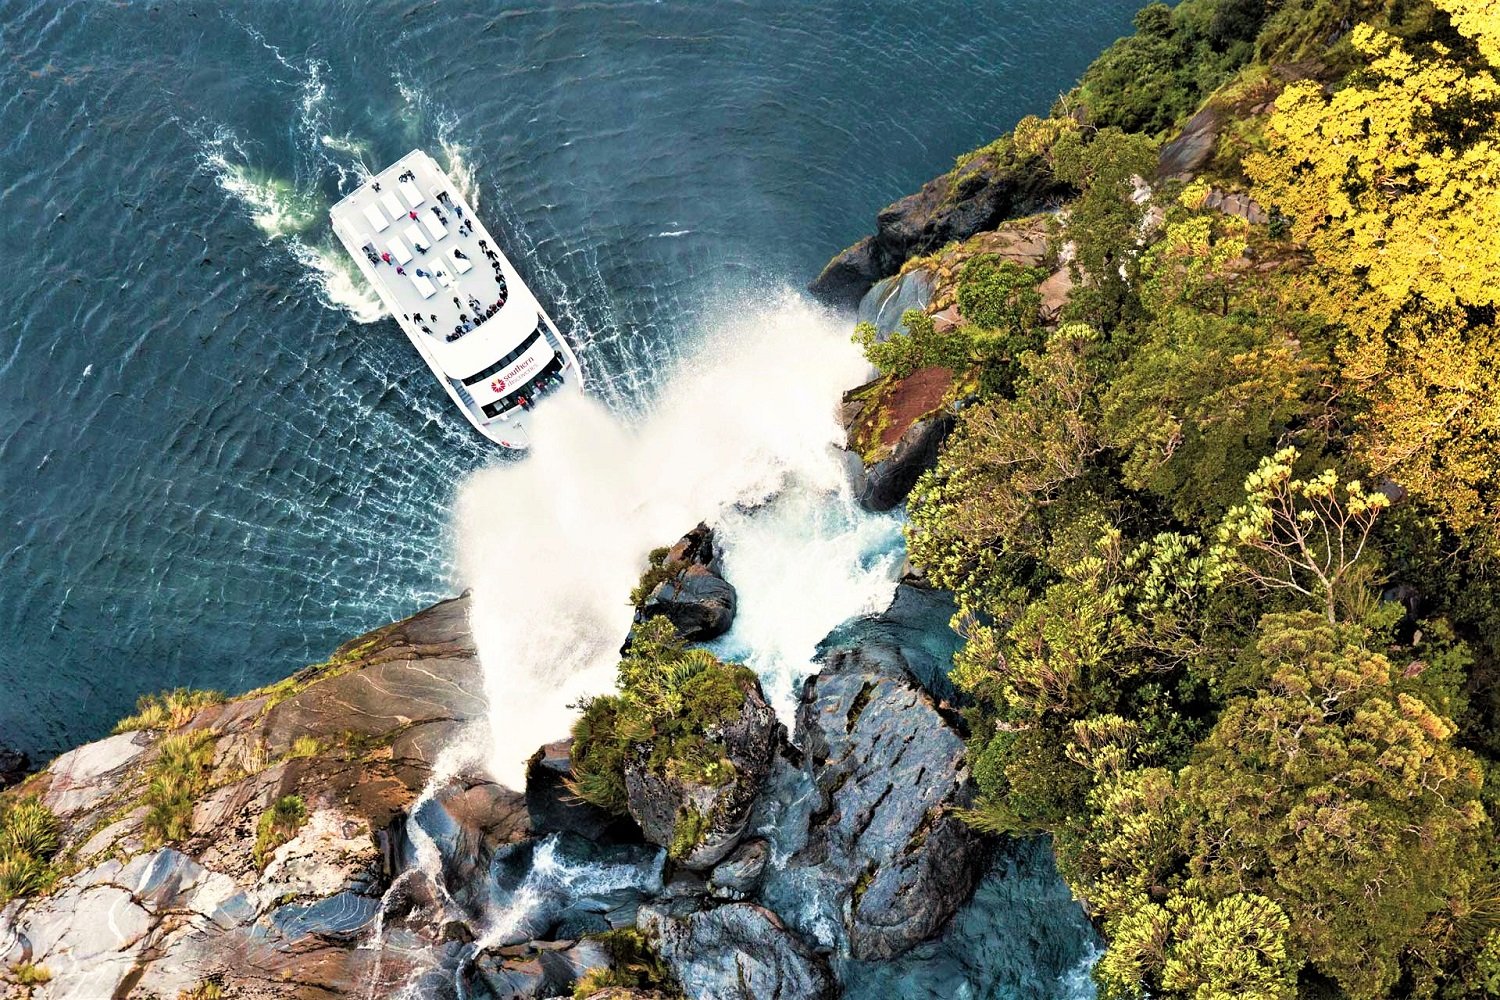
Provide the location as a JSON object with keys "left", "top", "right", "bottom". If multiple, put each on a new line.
{"left": 0, "top": 0, "right": 1141, "bottom": 759}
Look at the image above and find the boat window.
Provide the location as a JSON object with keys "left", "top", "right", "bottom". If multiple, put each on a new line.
{"left": 481, "top": 355, "right": 566, "bottom": 418}
{"left": 460, "top": 319, "right": 546, "bottom": 387}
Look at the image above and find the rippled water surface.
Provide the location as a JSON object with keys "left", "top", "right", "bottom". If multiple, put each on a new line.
{"left": 0, "top": 0, "right": 1141, "bottom": 757}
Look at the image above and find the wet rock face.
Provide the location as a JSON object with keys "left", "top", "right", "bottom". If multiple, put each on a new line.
{"left": 624, "top": 682, "right": 778, "bottom": 871}
{"left": 789, "top": 628, "right": 990, "bottom": 960}
{"left": 809, "top": 154, "right": 1067, "bottom": 308}
{"left": 528, "top": 740, "right": 643, "bottom": 843}
{"left": 638, "top": 902, "right": 835, "bottom": 1000}
{"left": 854, "top": 412, "right": 955, "bottom": 512}
{"left": 637, "top": 524, "right": 737, "bottom": 642}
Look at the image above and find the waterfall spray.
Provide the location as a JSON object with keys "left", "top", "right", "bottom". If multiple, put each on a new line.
{"left": 453, "top": 290, "right": 901, "bottom": 788}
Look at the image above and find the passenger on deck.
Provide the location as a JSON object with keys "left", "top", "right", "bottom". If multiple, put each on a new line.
{"left": 409, "top": 211, "right": 419, "bottom": 220}
{"left": 420, "top": 324, "right": 432, "bottom": 335}
{"left": 380, "top": 251, "right": 392, "bottom": 264}
{"left": 431, "top": 206, "right": 448, "bottom": 224}
{"left": 363, "top": 245, "right": 379, "bottom": 264}
{"left": 414, "top": 242, "right": 429, "bottom": 254}
{"left": 415, "top": 268, "right": 430, "bottom": 278}
{"left": 453, "top": 248, "right": 469, "bottom": 260}
{"left": 467, "top": 295, "right": 483, "bottom": 312}
{"left": 395, "top": 265, "right": 406, "bottom": 275}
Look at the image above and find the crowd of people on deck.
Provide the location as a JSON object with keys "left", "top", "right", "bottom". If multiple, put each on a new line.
{"left": 359, "top": 175, "right": 517, "bottom": 345}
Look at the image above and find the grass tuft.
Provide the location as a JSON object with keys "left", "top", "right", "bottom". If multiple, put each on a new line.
{"left": 113, "top": 688, "right": 224, "bottom": 733}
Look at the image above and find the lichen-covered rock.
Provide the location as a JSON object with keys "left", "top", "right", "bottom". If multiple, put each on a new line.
{"left": 785, "top": 618, "right": 990, "bottom": 960}
{"left": 637, "top": 902, "right": 834, "bottom": 1000}
{"left": 624, "top": 683, "right": 778, "bottom": 871}
{"left": 0, "top": 596, "right": 520, "bottom": 1000}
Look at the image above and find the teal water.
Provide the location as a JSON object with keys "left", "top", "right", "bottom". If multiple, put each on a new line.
{"left": 0, "top": 0, "right": 1140, "bottom": 761}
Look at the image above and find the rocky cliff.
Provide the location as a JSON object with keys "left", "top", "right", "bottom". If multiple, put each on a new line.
{"left": 0, "top": 569, "right": 1005, "bottom": 999}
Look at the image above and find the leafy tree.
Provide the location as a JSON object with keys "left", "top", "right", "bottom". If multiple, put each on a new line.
{"left": 907, "top": 323, "right": 1107, "bottom": 612}
{"left": 1245, "top": 20, "right": 1500, "bottom": 551}
{"left": 1175, "top": 613, "right": 1487, "bottom": 999}
{"left": 853, "top": 308, "right": 972, "bottom": 379}
{"left": 955, "top": 255, "right": 1048, "bottom": 354}
{"left": 1053, "top": 128, "right": 1159, "bottom": 328}
{"left": 1216, "top": 448, "right": 1391, "bottom": 624}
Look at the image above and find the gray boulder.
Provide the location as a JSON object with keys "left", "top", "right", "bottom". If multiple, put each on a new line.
{"left": 786, "top": 622, "right": 990, "bottom": 960}
{"left": 624, "top": 683, "right": 778, "bottom": 871}
{"left": 637, "top": 524, "right": 737, "bottom": 641}
{"left": 638, "top": 902, "right": 833, "bottom": 1000}
{"left": 707, "top": 839, "right": 769, "bottom": 901}
{"left": 855, "top": 269, "right": 935, "bottom": 339}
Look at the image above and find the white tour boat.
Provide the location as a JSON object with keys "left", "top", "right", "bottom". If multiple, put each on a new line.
{"left": 329, "top": 150, "right": 583, "bottom": 449}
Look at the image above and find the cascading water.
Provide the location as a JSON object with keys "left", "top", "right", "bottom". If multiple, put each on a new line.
{"left": 453, "top": 290, "right": 903, "bottom": 788}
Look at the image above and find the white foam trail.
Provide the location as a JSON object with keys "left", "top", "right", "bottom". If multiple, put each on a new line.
{"left": 197, "top": 127, "right": 387, "bottom": 323}
{"left": 453, "top": 290, "right": 886, "bottom": 788}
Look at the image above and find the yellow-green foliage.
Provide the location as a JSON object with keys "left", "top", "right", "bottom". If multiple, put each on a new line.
{"left": 113, "top": 688, "right": 224, "bottom": 733}
{"left": 630, "top": 546, "right": 684, "bottom": 609}
{"left": 0, "top": 797, "right": 60, "bottom": 904}
{"left": 569, "top": 617, "right": 754, "bottom": 815}
{"left": 141, "top": 730, "right": 217, "bottom": 847}
{"left": 285, "top": 735, "right": 322, "bottom": 759}
{"left": 178, "top": 981, "right": 224, "bottom": 1000}
{"left": 253, "top": 795, "right": 308, "bottom": 868}
{"left": 572, "top": 928, "right": 678, "bottom": 998}
{"left": 7, "top": 962, "right": 51, "bottom": 986}
{"left": 1246, "top": 15, "right": 1500, "bottom": 552}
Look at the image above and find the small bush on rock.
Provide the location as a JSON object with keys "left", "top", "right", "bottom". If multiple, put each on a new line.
{"left": 142, "top": 730, "right": 217, "bottom": 847}
{"left": 569, "top": 617, "right": 756, "bottom": 815}
{"left": 0, "top": 796, "right": 60, "bottom": 904}
{"left": 253, "top": 795, "right": 308, "bottom": 867}
{"left": 573, "top": 927, "right": 679, "bottom": 998}
{"left": 113, "top": 688, "right": 224, "bottom": 733}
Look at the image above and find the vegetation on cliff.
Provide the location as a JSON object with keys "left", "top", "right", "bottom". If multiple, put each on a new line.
{"left": 0, "top": 796, "right": 59, "bottom": 904}
{"left": 874, "top": 0, "right": 1500, "bottom": 996}
{"left": 569, "top": 616, "right": 757, "bottom": 815}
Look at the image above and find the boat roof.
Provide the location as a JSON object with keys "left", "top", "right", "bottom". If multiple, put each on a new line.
{"left": 328, "top": 149, "right": 543, "bottom": 382}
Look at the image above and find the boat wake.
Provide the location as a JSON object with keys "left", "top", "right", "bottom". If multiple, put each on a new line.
{"left": 452, "top": 289, "right": 902, "bottom": 789}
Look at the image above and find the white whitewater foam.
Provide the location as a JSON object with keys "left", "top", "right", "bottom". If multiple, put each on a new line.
{"left": 197, "top": 127, "right": 387, "bottom": 323}
{"left": 454, "top": 290, "right": 901, "bottom": 788}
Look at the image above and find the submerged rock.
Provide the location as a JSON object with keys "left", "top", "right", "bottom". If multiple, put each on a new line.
{"left": 638, "top": 902, "right": 834, "bottom": 1000}
{"left": 624, "top": 680, "right": 778, "bottom": 870}
{"left": 0, "top": 745, "right": 30, "bottom": 789}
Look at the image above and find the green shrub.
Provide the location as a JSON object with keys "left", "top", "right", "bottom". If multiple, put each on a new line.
{"left": 253, "top": 795, "right": 308, "bottom": 867}
{"left": 113, "top": 688, "right": 224, "bottom": 733}
{"left": 572, "top": 927, "right": 678, "bottom": 998}
{"left": 668, "top": 805, "right": 708, "bottom": 861}
{"left": 630, "top": 546, "right": 687, "bottom": 609}
{"left": 141, "top": 730, "right": 217, "bottom": 847}
{"left": 8, "top": 962, "right": 51, "bottom": 986}
{"left": 0, "top": 797, "right": 59, "bottom": 904}
{"left": 955, "top": 255, "right": 1048, "bottom": 355}
{"left": 179, "top": 982, "right": 224, "bottom": 1000}
{"left": 569, "top": 617, "right": 755, "bottom": 815}
{"left": 854, "top": 309, "right": 973, "bottom": 379}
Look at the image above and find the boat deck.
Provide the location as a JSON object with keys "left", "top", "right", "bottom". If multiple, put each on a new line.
{"left": 330, "top": 152, "right": 521, "bottom": 365}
